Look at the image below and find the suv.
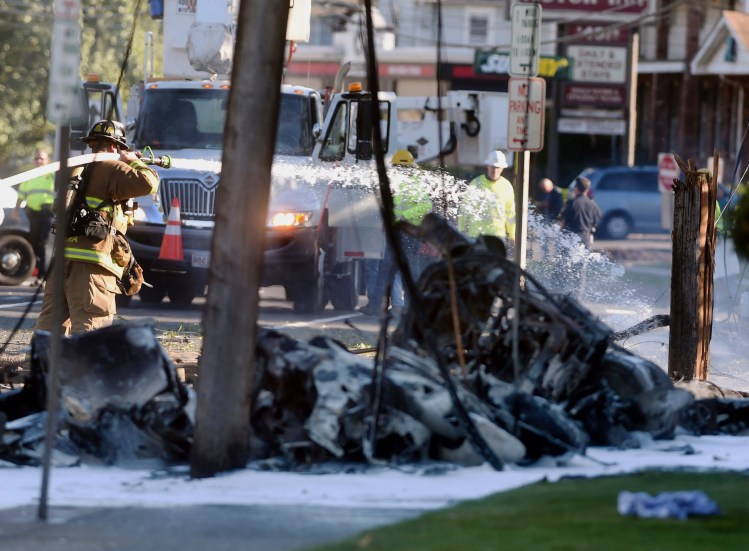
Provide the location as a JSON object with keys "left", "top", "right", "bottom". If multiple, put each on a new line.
{"left": 570, "top": 165, "right": 663, "bottom": 240}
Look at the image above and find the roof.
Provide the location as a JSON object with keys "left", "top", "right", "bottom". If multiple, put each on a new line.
{"left": 691, "top": 10, "right": 749, "bottom": 75}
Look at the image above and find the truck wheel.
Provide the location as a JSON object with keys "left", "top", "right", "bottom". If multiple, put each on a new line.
{"left": 0, "top": 234, "right": 36, "bottom": 286}
{"left": 328, "top": 261, "right": 359, "bottom": 311}
{"left": 139, "top": 284, "right": 167, "bottom": 304}
{"left": 288, "top": 259, "right": 325, "bottom": 315}
{"left": 168, "top": 283, "right": 196, "bottom": 306}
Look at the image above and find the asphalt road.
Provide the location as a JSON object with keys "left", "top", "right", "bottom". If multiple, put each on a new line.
{"left": 0, "top": 504, "right": 424, "bottom": 551}
{"left": 0, "top": 233, "right": 673, "bottom": 333}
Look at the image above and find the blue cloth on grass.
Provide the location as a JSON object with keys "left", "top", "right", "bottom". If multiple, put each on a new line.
{"left": 617, "top": 490, "right": 720, "bottom": 520}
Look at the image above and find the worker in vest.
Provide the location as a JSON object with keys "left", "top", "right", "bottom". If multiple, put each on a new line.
{"left": 13, "top": 148, "right": 55, "bottom": 285}
{"left": 35, "top": 120, "right": 159, "bottom": 335}
{"left": 458, "top": 150, "right": 515, "bottom": 246}
{"left": 360, "top": 149, "right": 431, "bottom": 316}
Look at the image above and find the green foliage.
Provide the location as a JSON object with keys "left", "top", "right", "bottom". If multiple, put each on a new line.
{"left": 309, "top": 472, "right": 749, "bottom": 551}
{"left": 0, "top": 0, "right": 162, "bottom": 172}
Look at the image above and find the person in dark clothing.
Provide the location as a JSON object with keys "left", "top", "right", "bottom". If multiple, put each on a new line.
{"left": 538, "top": 177, "right": 564, "bottom": 222}
{"left": 561, "top": 176, "right": 601, "bottom": 249}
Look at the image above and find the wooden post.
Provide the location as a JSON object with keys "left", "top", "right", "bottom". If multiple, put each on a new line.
{"left": 669, "top": 154, "right": 717, "bottom": 381}
{"left": 190, "top": 0, "right": 291, "bottom": 478}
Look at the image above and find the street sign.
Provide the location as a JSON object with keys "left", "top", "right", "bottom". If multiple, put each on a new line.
{"left": 566, "top": 45, "right": 627, "bottom": 83}
{"left": 54, "top": 0, "right": 81, "bottom": 20}
{"left": 48, "top": 0, "right": 84, "bottom": 124}
{"left": 507, "top": 77, "right": 546, "bottom": 152}
{"left": 658, "top": 153, "right": 679, "bottom": 193}
{"left": 47, "top": 19, "right": 84, "bottom": 124}
{"left": 509, "top": 3, "right": 542, "bottom": 77}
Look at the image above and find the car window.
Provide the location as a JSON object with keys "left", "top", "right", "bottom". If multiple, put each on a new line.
{"left": 597, "top": 171, "right": 658, "bottom": 193}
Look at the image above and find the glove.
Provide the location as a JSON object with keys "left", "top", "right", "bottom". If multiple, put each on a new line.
{"left": 119, "top": 262, "right": 144, "bottom": 296}
{"left": 111, "top": 232, "right": 132, "bottom": 268}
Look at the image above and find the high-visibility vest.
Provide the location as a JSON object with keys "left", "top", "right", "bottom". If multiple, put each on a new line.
{"left": 394, "top": 175, "right": 432, "bottom": 225}
{"left": 458, "top": 174, "right": 516, "bottom": 239}
{"left": 17, "top": 174, "right": 55, "bottom": 211}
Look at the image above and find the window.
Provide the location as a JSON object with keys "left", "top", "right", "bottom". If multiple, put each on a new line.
{"left": 319, "top": 102, "right": 348, "bottom": 162}
{"left": 597, "top": 171, "right": 658, "bottom": 193}
{"left": 466, "top": 9, "right": 492, "bottom": 45}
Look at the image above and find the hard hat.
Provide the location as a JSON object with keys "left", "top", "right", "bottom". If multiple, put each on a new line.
{"left": 391, "top": 149, "right": 415, "bottom": 167}
{"left": 80, "top": 119, "right": 129, "bottom": 151}
{"left": 483, "top": 150, "right": 508, "bottom": 169}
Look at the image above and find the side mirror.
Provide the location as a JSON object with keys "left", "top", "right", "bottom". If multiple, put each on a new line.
{"left": 69, "top": 130, "right": 86, "bottom": 152}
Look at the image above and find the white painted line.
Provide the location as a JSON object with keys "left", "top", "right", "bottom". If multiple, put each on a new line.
{"left": 270, "top": 312, "right": 363, "bottom": 329}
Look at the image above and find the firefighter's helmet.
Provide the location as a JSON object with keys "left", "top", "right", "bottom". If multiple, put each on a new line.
{"left": 392, "top": 149, "right": 415, "bottom": 167}
{"left": 80, "top": 120, "right": 130, "bottom": 151}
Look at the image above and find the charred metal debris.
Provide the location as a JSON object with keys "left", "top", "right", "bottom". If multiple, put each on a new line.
{"left": 2, "top": 214, "right": 749, "bottom": 469}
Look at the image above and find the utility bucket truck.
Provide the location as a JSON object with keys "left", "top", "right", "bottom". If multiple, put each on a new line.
{"left": 124, "top": 0, "right": 391, "bottom": 311}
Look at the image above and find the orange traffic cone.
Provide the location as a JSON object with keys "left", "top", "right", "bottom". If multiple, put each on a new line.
{"left": 159, "top": 197, "right": 184, "bottom": 261}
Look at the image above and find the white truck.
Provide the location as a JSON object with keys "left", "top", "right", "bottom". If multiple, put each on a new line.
{"left": 124, "top": 0, "right": 391, "bottom": 311}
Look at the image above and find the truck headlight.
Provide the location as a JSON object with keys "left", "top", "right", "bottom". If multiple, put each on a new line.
{"left": 267, "top": 211, "right": 312, "bottom": 227}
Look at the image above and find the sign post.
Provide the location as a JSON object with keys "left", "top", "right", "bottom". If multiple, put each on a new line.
{"left": 508, "top": 3, "right": 544, "bottom": 274}
{"left": 39, "top": 0, "right": 83, "bottom": 523}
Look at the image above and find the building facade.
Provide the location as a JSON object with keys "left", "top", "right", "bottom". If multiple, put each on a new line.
{"left": 289, "top": 0, "right": 749, "bottom": 186}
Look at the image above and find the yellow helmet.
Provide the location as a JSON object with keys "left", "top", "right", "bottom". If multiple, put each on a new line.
{"left": 391, "top": 149, "right": 415, "bottom": 167}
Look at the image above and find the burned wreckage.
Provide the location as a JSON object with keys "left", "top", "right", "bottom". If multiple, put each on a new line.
{"left": 1, "top": 213, "right": 749, "bottom": 468}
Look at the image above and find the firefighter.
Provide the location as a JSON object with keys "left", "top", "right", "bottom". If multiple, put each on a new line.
{"left": 13, "top": 148, "right": 55, "bottom": 284}
{"left": 35, "top": 120, "right": 159, "bottom": 335}
{"left": 458, "top": 150, "right": 515, "bottom": 245}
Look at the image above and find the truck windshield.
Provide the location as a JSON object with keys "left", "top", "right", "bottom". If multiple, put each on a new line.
{"left": 132, "top": 88, "right": 316, "bottom": 155}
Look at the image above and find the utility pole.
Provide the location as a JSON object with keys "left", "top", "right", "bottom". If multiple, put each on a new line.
{"left": 191, "top": 0, "right": 291, "bottom": 478}
{"left": 669, "top": 155, "right": 717, "bottom": 381}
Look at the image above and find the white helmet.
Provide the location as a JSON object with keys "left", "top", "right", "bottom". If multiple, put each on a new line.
{"left": 484, "top": 150, "right": 508, "bottom": 169}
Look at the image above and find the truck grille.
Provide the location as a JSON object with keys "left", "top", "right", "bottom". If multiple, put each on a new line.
{"left": 160, "top": 178, "right": 217, "bottom": 221}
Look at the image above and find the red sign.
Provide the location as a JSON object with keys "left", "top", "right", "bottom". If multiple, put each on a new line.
{"left": 508, "top": 77, "right": 546, "bottom": 152}
{"left": 658, "top": 153, "right": 679, "bottom": 193}
{"left": 566, "top": 23, "right": 630, "bottom": 44}
{"left": 539, "top": 0, "right": 648, "bottom": 15}
{"left": 563, "top": 83, "right": 626, "bottom": 107}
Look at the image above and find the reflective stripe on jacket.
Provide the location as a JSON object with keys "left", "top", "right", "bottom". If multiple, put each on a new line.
{"left": 17, "top": 174, "right": 55, "bottom": 211}
{"left": 64, "top": 159, "right": 159, "bottom": 276}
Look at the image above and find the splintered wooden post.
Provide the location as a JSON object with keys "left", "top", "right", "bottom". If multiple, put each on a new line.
{"left": 669, "top": 154, "right": 717, "bottom": 381}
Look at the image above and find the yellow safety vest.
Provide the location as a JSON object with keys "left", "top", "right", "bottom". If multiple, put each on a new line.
{"left": 458, "top": 174, "right": 516, "bottom": 239}
{"left": 17, "top": 174, "right": 55, "bottom": 211}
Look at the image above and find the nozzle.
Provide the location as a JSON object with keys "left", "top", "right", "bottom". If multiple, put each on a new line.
{"left": 139, "top": 146, "right": 171, "bottom": 169}
{"left": 152, "top": 155, "right": 171, "bottom": 169}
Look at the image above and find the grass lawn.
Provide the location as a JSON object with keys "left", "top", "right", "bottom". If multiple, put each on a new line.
{"left": 307, "top": 471, "right": 749, "bottom": 551}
